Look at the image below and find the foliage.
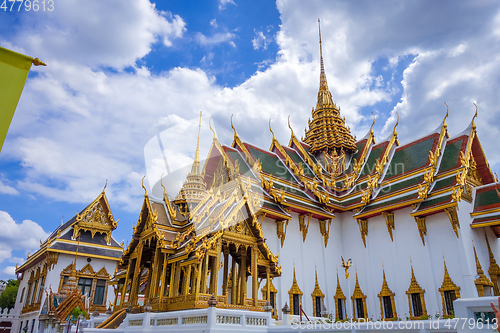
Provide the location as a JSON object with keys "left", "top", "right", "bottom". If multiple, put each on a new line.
{"left": 0, "top": 279, "right": 19, "bottom": 310}
{"left": 70, "top": 306, "right": 89, "bottom": 320}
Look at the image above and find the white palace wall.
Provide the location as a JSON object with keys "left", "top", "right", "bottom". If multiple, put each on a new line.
{"left": 258, "top": 197, "right": 496, "bottom": 320}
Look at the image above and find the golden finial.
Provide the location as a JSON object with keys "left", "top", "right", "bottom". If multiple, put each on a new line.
{"left": 269, "top": 119, "right": 276, "bottom": 142}
{"left": 209, "top": 117, "right": 216, "bottom": 140}
{"left": 160, "top": 173, "right": 168, "bottom": 199}
{"left": 444, "top": 102, "right": 449, "bottom": 119}
{"left": 142, "top": 175, "right": 148, "bottom": 197}
{"left": 472, "top": 103, "right": 478, "bottom": 130}
{"left": 392, "top": 112, "right": 399, "bottom": 136}
{"left": 102, "top": 179, "right": 107, "bottom": 193}
{"left": 32, "top": 58, "right": 47, "bottom": 66}
{"left": 288, "top": 115, "right": 295, "bottom": 137}
{"left": 495, "top": 172, "right": 499, "bottom": 183}
{"left": 230, "top": 114, "right": 238, "bottom": 139}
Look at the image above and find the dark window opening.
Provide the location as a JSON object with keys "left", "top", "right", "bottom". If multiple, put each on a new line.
{"left": 411, "top": 293, "right": 423, "bottom": 317}
{"left": 444, "top": 290, "right": 456, "bottom": 315}
{"left": 78, "top": 278, "right": 93, "bottom": 297}
{"left": 337, "top": 299, "right": 344, "bottom": 320}
{"left": 355, "top": 298, "right": 365, "bottom": 319}
{"left": 94, "top": 279, "right": 106, "bottom": 305}
{"left": 315, "top": 296, "right": 322, "bottom": 317}
{"left": 292, "top": 294, "right": 300, "bottom": 315}
{"left": 383, "top": 296, "right": 393, "bottom": 318}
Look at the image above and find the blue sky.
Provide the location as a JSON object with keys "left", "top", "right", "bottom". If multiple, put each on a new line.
{"left": 2, "top": 0, "right": 500, "bottom": 279}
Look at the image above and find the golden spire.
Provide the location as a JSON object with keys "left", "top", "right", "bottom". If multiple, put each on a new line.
{"left": 318, "top": 18, "right": 328, "bottom": 93}
{"left": 191, "top": 111, "right": 202, "bottom": 175}
{"left": 473, "top": 239, "right": 493, "bottom": 295}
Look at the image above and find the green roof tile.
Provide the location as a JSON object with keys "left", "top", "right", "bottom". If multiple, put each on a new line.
{"left": 359, "top": 143, "right": 387, "bottom": 177}
{"left": 438, "top": 138, "right": 464, "bottom": 173}
{"left": 475, "top": 188, "right": 500, "bottom": 209}
{"left": 246, "top": 146, "right": 297, "bottom": 183}
{"left": 417, "top": 194, "right": 451, "bottom": 211}
{"left": 431, "top": 176, "right": 456, "bottom": 192}
{"left": 384, "top": 137, "right": 435, "bottom": 179}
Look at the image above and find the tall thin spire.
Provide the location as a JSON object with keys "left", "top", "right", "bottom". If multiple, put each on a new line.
{"left": 191, "top": 111, "right": 202, "bottom": 175}
{"left": 318, "top": 19, "right": 328, "bottom": 92}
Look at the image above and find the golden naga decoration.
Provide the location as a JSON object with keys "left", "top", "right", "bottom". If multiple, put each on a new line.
{"left": 444, "top": 207, "right": 460, "bottom": 238}
{"left": 276, "top": 219, "right": 289, "bottom": 248}
{"left": 357, "top": 219, "right": 368, "bottom": 247}
{"left": 298, "top": 214, "right": 311, "bottom": 242}
{"left": 361, "top": 188, "right": 372, "bottom": 204}
{"left": 341, "top": 256, "right": 353, "bottom": 279}
{"left": 414, "top": 216, "right": 427, "bottom": 246}
{"left": 161, "top": 173, "right": 177, "bottom": 220}
{"left": 382, "top": 211, "right": 395, "bottom": 242}
{"left": 318, "top": 219, "right": 331, "bottom": 247}
{"left": 451, "top": 186, "right": 463, "bottom": 202}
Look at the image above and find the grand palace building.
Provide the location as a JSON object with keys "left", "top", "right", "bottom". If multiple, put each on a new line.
{"left": 94, "top": 23, "right": 500, "bottom": 330}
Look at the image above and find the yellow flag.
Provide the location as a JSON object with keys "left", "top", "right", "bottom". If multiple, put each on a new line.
{"left": 0, "top": 47, "right": 36, "bottom": 153}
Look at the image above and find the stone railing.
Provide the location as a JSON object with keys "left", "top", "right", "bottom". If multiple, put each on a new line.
{"left": 0, "top": 307, "right": 18, "bottom": 320}
{"left": 82, "top": 306, "right": 272, "bottom": 333}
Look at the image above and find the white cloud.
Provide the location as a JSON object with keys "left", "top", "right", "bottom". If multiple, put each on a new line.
{"left": 195, "top": 32, "right": 236, "bottom": 46}
{"left": 0, "top": 211, "right": 50, "bottom": 266}
{"left": 210, "top": 19, "right": 218, "bottom": 28}
{"left": 7, "top": 0, "right": 186, "bottom": 69}
{"left": 219, "top": 0, "right": 236, "bottom": 11}
{"left": 252, "top": 30, "right": 272, "bottom": 50}
{"left": 0, "top": 180, "right": 18, "bottom": 195}
{"left": 2, "top": 266, "right": 16, "bottom": 277}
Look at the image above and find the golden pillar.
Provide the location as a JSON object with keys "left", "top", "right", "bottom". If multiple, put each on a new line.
{"left": 231, "top": 256, "right": 237, "bottom": 304}
{"left": 210, "top": 241, "right": 221, "bottom": 296}
{"left": 130, "top": 241, "right": 143, "bottom": 304}
{"left": 201, "top": 255, "right": 209, "bottom": 294}
{"left": 240, "top": 246, "right": 247, "bottom": 305}
{"left": 252, "top": 246, "right": 258, "bottom": 306}
{"left": 159, "top": 253, "right": 168, "bottom": 303}
{"left": 121, "top": 260, "right": 132, "bottom": 307}
{"left": 195, "top": 261, "right": 202, "bottom": 296}
{"left": 173, "top": 262, "right": 181, "bottom": 297}
{"left": 183, "top": 265, "right": 192, "bottom": 295}
{"left": 266, "top": 265, "right": 271, "bottom": 303}
{"left": 222, "top": 246, "right": 229, "bottom": 297}
{"left": 149, "top": 246, "right": 160, "bottom": 299}
{"left": 168, "top": 261, "right": 176, "bottom": 297}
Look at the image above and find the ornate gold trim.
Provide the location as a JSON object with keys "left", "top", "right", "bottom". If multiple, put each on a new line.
{"left": 311, "top": 266, "right": 325, "bottom": 317}
{"left": 405, "top": 263, "right": 427, "bottom": 319}
{"left": 438, "top": 257, "right": 461, "bottom": 314}
{"left": 351, "top": 272, "right": 368, "bottom": 320}
{"left": 288, "top": 265, "right": 303, "bottom": 315}
{"left": 334, "top": 271, "right": 346, "bottom": 319}
{"left": 377, "top": 268, "right": 397, "bottom": 320}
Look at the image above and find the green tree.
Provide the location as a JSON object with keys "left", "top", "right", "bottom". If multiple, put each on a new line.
{"left": 0, "top": 279, "right": 19, "bottom": 310}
